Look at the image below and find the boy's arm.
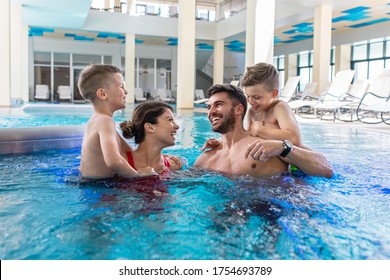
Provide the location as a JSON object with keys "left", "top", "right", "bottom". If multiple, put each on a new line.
{"left": 99, "top": 118, "right": 153, "bottom": 178}
{"left": 256, "top": 102, "right": 302, "bottom": 146}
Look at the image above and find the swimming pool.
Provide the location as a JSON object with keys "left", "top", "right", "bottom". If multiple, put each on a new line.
{"left": 0, "top": 108, "right": 389, "bottom": 259}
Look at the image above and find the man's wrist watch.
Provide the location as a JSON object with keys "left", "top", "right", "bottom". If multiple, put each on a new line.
{"left": 280, "top": 140, "right": 293, "bottom": 157}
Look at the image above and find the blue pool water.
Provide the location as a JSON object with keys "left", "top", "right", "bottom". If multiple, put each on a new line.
{"left": 0, "top": 107, "right": 128, "bottom": 128}
{"left": 0, "top": 109, "right": 389, "bottom": 259}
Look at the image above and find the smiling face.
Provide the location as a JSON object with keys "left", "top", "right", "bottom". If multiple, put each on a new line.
{"left": 153, "top": 108, "right": 179, "bottom": 147}
{"left": 104, "top": 73, "right": 127, "bottom": 110}
{"left": 244, "top": 83, "right": 278, "bottom": 113}
{"left": 207, "top": 92, "right": 236, "bottom": 134}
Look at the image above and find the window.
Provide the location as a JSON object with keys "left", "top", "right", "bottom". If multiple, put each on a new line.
{"left": 297, "top": 50, "right": 313, "bottom": 91}
{"left": 273, "top": 55, "right": 285, "bottom": 90}
{"left": 351, "top": 37, "right": 389, "bottom": 80}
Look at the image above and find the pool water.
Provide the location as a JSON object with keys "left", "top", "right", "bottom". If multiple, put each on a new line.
{"left": 0, "top": 108, "right": 129, "bottom": 128}
{"left": 0, "top": 111, "right": 389, "bottom": 259}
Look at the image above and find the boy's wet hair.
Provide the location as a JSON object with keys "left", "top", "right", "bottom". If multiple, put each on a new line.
{"left": 78, "top": 64, "right": 122, "bottom": 102}
{"left": 241, "top": 62, "right": 279, "bottom": 92}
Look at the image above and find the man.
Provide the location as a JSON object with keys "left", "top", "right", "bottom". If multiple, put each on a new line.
{"left": 194, "top": 84, "right": 333, "bottom": 178}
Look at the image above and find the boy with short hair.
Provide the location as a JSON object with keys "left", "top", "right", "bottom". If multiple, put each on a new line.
{"left": 78, "top": 64, "right": 154, "bottom": 179}
{"left": 241, "top": 62, "right": 302, "bottom": 147}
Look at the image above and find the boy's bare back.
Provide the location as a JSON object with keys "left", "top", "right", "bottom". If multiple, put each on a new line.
{"left": 80, "top": 113, "right": 129, "bottom": 178}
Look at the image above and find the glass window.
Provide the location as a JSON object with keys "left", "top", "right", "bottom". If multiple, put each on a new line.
{"left": 278, "top": 70, "right": 285, "bottom": 90}
{"left": 386, "top": 41, "right": 390, "bottom": 57}
{"left": 353, "top": 44, "right": 367, "bottom": 60}
{"left": 386, "top": 59, "right": 390, "bottom": 69}
{"left": 73, "top": 54, "right": 101, "bottom": 66}
{"left": 278, "top": 57, "right": 285, "bottom": 70}
{"left": 369, "top": 42, "right": 383, "bottom": 59}
{"left": 54, "top": 53, "right": 70, "bottom": 66}
{"left": 298, "top": 68, "right": 311, "bottom": 91}
{"left": 54, "top": 67, "right": 71, "bottom": 101}
{"left": 34, "top": 65, "right": 51, "bottom": 99}
{"left": 157, "top": 59, "right": 171, "bottom": 90}
{"left": 34, "top": 52, "right": 51, "bottom": 65}
{"left": 139, "top": 58, "right": 155, "bottom": 94}
{"left": 368, "top": 60, "right": 385, "bottom": 80}
{"left": 354, "top": 61, "right": 368, "bottom": 80}
{"left": 299, "top": 52, "right": 309, "bottom": 67}
{"left": 104, "top": 56, "right": 112, "bottom": 64}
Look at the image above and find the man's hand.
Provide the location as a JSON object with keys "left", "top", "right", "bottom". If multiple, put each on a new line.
{"left": 245, "top": 139, "right": 284, "bottom": 162}
{"left": 200, "top": 138, "right": 221, "bottom": 151}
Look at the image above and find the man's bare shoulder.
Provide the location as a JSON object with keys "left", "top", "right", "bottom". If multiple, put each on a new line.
{"left": 194, "top": 145, "right": 221, "bottom": 167}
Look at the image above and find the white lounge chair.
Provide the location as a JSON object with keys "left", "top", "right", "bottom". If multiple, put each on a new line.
{"left": 157, "top": 88, "right": 175, "bottom": 103}
{"left": 278, "top": 76, "right": 300, "bottom": 102}
{"left": 334, "top": 80, "right": 370, "bottom": 121}
{"left": 35, "top": 84, "right": 50, "bottom": 101}
{"left": 230, "top": 80, "right": 240, "bottom": 87}
{"left": 314, "top": 78, "right": 369, "bottom": 121}
{"left": 57, "top": 85, "right": 71, "bottom": 101}
{"left": 297, "top": 82, "right": 318, "bottom": 100}
{"left": 135, "top": 88, "right": 147, "bottom": 102}
{"left": 288, "top": 69, "right": 356, "bottom": 118}
{"left": 356, "top": 76, "right": 390, "bottom": 124}
{"left": 194, "top": 89, "right": 208, "bottom": 104}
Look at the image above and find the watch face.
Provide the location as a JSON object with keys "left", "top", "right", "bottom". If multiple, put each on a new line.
{"left": 285, "top": 140, "right": 293, "bottom": 149}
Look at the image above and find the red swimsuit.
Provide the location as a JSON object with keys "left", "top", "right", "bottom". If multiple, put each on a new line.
{"left": 126, "top": 151, "right": 171, "bottom": 170}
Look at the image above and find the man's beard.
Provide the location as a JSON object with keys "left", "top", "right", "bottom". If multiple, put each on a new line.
{"left": 212, "top": 108, "right": 235, "bottom": 134}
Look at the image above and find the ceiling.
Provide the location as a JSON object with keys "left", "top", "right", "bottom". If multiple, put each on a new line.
{"left": 21, "top": 0, "right": 390, "bottom": 51}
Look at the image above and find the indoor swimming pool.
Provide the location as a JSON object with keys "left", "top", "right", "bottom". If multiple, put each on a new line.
{"left": 0, "top": 106, "right": 389, "bottom": 259}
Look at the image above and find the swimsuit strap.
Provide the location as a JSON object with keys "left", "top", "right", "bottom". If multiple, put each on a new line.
{"left": 264, "top": 100, "right": 281, "bottom": 112}
{"left": 127, "top": 151, "right": 170, "bottom": 170}
{"left": 162, "top": 155, "right": 171, "bottom": 168}
{"left": 126, "top": 151, "right": 137, "bottom": 170}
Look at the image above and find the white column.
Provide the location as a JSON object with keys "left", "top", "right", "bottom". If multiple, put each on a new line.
{"left": 105, "top": 0, "right": 110, "bottom": 10}
{"left": 245, "top": 0, "right": 275, "bottom": 67}
{"left": 11, "top": 2, "right": 27, "bottom": 104}
{"left": 285, "top": 54, "right": 298, "bottom": 82}
{"left": 114, "top": 0, "right": 121, "bottom": 12}
{"left": 213, "top": 40, "right": 224, "bottom": 84}
{"left": 21, "top": 25, "right": 29, "bottom": 102}
{"left": 125, "top": 33, "right": 135, "bottom": 104}
{"left": 177, "top": 0, "right": 196, "bottom": 109}
{"left": 171, "top": 47, "right": 178, "bottom": 99}
{"left": 127, "top": 0, "right": 136, "bottom": 15}
{"left": 312, "top": 5, "right": 332, "bottom": 95}
{"left": 0, "top": 0, "right": 10, "bottom": 106}
{"left": 335, "top": 44, "right": 351, "bottom": 73}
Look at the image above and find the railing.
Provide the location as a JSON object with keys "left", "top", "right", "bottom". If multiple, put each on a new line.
{"left": 90, "top": 0, "right": 246, "bottom": 22}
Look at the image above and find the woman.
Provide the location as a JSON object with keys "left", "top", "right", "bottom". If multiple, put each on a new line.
{"left": 120, "top": 101, "right": 183, "bottom": 175}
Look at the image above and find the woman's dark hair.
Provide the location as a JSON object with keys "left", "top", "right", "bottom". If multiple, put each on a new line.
{"left": 120, "top": 101, "right": 173, "bottom": 144}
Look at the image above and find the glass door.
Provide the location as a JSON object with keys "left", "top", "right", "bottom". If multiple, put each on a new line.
{"left": 73, "top": 67, "right": 85, "bottom": 103}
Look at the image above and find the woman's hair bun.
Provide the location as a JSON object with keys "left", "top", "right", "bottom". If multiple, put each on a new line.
{"left": 120, "top": 120, "right": 135, "bottom": 139}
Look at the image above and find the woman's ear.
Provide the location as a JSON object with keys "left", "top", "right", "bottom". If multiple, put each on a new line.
{"left": 144, "top": 123, "right": 154, "bottom": 133}
{"left": 272, "top": 89, "right": 279, "bottom": 98}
